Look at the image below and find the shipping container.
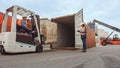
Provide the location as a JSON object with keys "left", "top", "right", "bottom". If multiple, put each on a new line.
{"left": 51, "top": 9, "right": 96, "bottom": 49}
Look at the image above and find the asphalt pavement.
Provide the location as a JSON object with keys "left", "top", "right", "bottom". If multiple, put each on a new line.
{"left": 0, "top": 44, "right": 120, "bottom": 68}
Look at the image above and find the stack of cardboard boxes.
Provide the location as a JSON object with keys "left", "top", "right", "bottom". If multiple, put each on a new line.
{"left": 40, "top": 18, "right": 57, "bottom": 43}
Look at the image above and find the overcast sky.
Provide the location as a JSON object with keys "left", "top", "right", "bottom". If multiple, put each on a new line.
{"left": 0, "top": 0, "right": 120, "bottom": 34}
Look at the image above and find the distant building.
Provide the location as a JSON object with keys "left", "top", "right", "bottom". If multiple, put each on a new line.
{"left": 96, "top": 29, "right": 108, "bottom": 43}
{"left": 87, "top": 22, "right": 109, "bottom": 43}
{"left": 87, "top": 22, "right": 98, "bottom": 35}
{"left": 98, "top": 29, "right": 108, "bottom": 37}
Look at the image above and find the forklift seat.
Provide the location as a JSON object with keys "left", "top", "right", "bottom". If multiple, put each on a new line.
{"left": 16, "top": 33, "right": 34, "bottom": 45}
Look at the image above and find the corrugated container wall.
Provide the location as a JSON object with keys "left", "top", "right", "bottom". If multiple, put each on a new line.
{"left": 86, "top": 25, "right": 96, "bottom": 48}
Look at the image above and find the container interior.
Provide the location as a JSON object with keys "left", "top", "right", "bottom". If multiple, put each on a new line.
{"left": 51, "top": 14, "right": 75, "bottom": 47}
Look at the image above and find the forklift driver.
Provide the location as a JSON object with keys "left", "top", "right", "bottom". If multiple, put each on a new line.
{"left": 21, "top": 16, "right": 32, "bottom": 33}
{"left": 17, "top": 16, "right": 36, "bottom": 38}
{"left": 27, "top": 19, "right": 32, "bottom": 30}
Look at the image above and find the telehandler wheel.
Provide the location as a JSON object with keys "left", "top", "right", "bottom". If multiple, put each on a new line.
{"left": 102, "top": 42, "right": 107, "bottom": 46}
{"left": 0, "top": 47, "right": 6, "bottom": 55}
{"left": 36, "top": 45, "right": 43, "bottom": 53}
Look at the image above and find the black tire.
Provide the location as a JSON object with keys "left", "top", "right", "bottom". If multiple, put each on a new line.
{"left": 50, "top": 43, "right": 52, "bottom": 49}
{"left": 101, "top": 40, "right": 108, "bottom": 46}
{"left": 102, "top": 42, "right": 107, "bottom": 46}
{"left": 36, "top": 45, "right": 43, "bottom": 53}
{"left": 0, "top": 47, "right": 6, "bottom": 55}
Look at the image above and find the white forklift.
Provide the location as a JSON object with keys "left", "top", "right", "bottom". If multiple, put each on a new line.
{"left": 0, "top": 5, "right": 44, "bottom": 55}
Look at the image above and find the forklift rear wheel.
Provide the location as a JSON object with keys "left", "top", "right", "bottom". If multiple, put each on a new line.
{"left": 36, "top": 45, "right": 43, "bottom": 53}
{"left": 0, "top": 47, "right": 6, "bottom": 55}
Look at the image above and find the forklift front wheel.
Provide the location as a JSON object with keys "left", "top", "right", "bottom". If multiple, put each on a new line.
{"left": 50, "top": 43, "right": 52, "bottom": 49}
{"left": 0, "top": 47, "right": 6, "bottom": 55}
{"left": 36, "top": 45, "right": 43, "bottom": 53}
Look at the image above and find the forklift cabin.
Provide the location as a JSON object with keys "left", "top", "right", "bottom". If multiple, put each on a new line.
{"left": 0, "top": 5, "right": 43, "bottom": 55}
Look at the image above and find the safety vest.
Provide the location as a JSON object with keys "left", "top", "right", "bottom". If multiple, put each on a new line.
{"left": 17, "top": 19, "right": 32, "bottom": 30}
{"left": 80, "top": 27, "right": 86, "bottom": 35}
{"left": 17, "top": 19, "right": 22, "bottom": 26}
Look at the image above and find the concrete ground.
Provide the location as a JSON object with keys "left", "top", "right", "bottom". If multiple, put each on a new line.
{"left": 0, "top": 44, "right": 120, "bottom": 68}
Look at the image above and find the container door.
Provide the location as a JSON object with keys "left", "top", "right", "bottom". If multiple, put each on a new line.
{"left": 75, "top": 9, "right": 84, "bottom": 48}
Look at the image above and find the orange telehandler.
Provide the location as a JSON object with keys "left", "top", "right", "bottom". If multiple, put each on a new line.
{"left": 93, "top": 19, "right": 120, "bottom": 46}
